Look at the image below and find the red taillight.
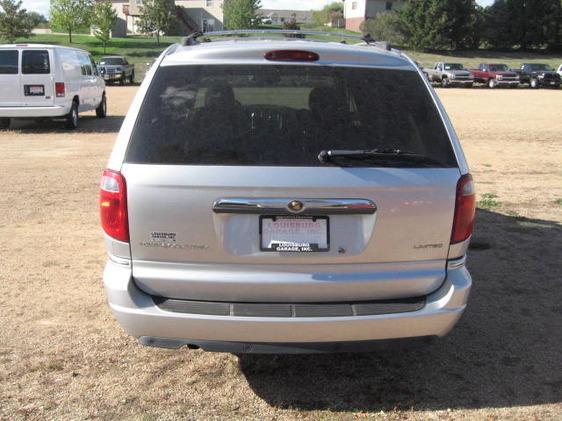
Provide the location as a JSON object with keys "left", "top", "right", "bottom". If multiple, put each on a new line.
{"left": 265, "top": 50, "right": 319, "bottom": 62}
{"left": 100, "top": 169, "right": 129, "bottom": 242}
{"left": 451, "top": 174, "right": 476, "bottom": 244}
{"left": 55, "top": 82, "right": 65, "bottom": 97}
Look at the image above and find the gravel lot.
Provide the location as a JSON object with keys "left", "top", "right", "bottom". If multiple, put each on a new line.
{"left": 0, "top": 86, "right": 561, "bottom": 420}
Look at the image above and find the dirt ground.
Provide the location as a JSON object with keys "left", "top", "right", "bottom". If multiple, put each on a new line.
{"left": 0, "top": 86, "right": 561, "bottom": 420}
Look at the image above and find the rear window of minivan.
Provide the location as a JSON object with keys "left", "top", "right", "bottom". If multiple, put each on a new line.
{"left": 126, "top": 65, "right": 457, "bottom": 167}
{"left": 0, "top": 50, "right": 18, "bottom": 74}
{"left": 22, "top": 50, "right": 50, "bottom": 74}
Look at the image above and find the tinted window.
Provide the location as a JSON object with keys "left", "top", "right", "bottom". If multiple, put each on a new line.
{"left": 0, "top": 50, "right": 18, "bottom": 74}
{"left": 126, "top": 65, "right": 456, "bottom": 167}
{"left": 100, "top": 57, "right": 125, "bottom": 65}
{"left": 79, "top": 53, "right": 92, "bottom": 76}
{"left": 22, "top": 50, "right": 50, "bottom": 74}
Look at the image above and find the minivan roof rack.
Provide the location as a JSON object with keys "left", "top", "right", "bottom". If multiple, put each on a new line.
{"left": 181, "top": 30, "right": 391, "bottom": 50}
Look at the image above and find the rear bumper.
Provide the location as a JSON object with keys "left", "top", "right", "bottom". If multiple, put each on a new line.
{"left": 103, "top": 259, "right": 471, "bottom": 353}
{"left": 0, "top": 105, "right": 70, "bottom": 118}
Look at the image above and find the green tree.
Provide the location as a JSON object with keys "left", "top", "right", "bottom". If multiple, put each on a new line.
{"left": 312, "top": 2, "right": 343, "bottom": 27}
{"left": 0, "top": 0, "right": 34, "bottom": 42}
{"left": 396, "top": 0, "right": 480, "bottom": 50}
{"left": 222, "top": 0, "right": 261, "bottom": 29}
{"left": 50, "top": 0, "right": 92, "bottom": 43}
{"left": 360, "top": 11, "right": 404, "bottom": 46}
{"left": 91, "top": 0, "right": 116, "bottom": 53}
{"left": 137, "top": 0, "right": 175, "bottom": 45}
{"left": 27, "top": 11, "right": 48, "bottom": 27}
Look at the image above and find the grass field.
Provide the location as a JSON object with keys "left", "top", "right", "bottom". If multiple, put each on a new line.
{"left": 12, "top": 33, "right": 562, "bottom": 79}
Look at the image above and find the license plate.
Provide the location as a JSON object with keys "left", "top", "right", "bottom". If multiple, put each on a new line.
{"left": 260, "top": 216, "right": 329, "bottom": 252}
{"left": 25, "top": 85, "right": 44, "bottom": 96}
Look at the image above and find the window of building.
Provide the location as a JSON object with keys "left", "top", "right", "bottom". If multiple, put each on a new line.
{"left": 385, "top": 2, "right": 393, "bottom": 10}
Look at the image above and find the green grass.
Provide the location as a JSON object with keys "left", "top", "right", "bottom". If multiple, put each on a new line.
{"left": 478, "top": 193, "right": 500, "bottom": 209}
{"left": 12, "top": 33, "right": 562, "bottom": 79}
{"left": 554, "top": 198, "right": 562, "bottom": 206}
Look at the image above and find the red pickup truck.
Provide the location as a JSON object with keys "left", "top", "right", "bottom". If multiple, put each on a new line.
{"left": 470, "top": 64, "right": 520, "bottom": 88}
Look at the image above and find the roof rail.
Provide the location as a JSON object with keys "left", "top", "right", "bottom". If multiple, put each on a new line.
{"left": 180, "top": 29, "right": 390, "bottom": 49}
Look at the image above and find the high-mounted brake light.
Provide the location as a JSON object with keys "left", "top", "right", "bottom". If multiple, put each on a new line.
{"left": 265, "top": 50, "right": 319, "bottom": 62}
{"left": 100, "top": 169, "right": 129, "bottom": 242}
{"left": 55, "top": 82, "right": 65, "bottom": 98}
{"left": 451, "top": 174, "right": 476, "bottom": 244}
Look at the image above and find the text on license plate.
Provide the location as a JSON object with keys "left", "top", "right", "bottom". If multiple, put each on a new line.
{"left": 260, "top": 216, "right": 329, "bottom": 252}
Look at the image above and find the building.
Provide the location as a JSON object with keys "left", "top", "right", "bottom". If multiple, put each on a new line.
{"left": 344, "top": 0, "right": 403, "bottom": 32}
{"left": 109, "top": 0, "right": 224, "bottom": 37}
{"left": 258, "top": 9, "right": 313, "bottom": 25}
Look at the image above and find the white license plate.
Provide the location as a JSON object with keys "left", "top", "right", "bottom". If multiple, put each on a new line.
{"left": 26, "top": 85, "right": 44, "bottom": 96}
{"left": 260, "top": 216, "right": 329, "bottom": 252}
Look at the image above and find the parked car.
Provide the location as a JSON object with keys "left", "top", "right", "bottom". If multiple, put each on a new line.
{"left": 514, "top": 63, "right": 560, "bottom": 88}
{"left": 98, "top": 56, "right": 135, "bottom": 85}
{"left": 469, "top": 63, "right": 519, "bottom": 88}
{"left": 0, "top": 44, "right": 106, "bottom": 129}
{"left": 424, "top": 62, "right": 474, "bottom": 88}
{"left": 557, "top": 64, "right": 562, "bottom": 78}
{"left": 101, "top": 31, "right": 474, "bottom": 354}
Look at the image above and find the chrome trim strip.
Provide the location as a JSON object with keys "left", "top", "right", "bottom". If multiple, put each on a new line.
{"left": 212, "top": 198, "right": 377, "bottom": 215}
{"left": 447, "top": 255, "right": 466, "bottom": 270}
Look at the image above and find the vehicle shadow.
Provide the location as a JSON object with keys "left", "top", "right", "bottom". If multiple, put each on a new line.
{"left": 9, "top": 115, "right": 125, "bottom": 134}
{"left": 238, "top": 209, "right": 562, "bottom": 411}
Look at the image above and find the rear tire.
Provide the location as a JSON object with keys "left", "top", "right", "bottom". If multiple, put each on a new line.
{"left": 488, "top": 78, "right": 497, "bottom": 88}
{"left": 0, "top": 118, "right": 10, "bottom": 130}
{"left": 96, "top": 94, "right": 107, "bottom": 118}
{"left": 65, "top": 101, "right": 79, "bottom": 130}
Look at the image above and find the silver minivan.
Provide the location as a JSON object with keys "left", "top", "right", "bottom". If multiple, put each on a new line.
{"left": 101, "top": 31, "right": 475, "bottom": 353}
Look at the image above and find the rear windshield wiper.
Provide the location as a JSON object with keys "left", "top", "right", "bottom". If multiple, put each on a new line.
{"left": 318, "top": 149, "right": 443, "bottom": 166}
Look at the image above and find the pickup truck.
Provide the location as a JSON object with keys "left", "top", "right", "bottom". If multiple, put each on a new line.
{"left": 514, "top": 63, "right": 560, "bottom": 89}
{"left": 469, "top": 63, "right": 519, "bottom": 88}
{"left": 98, "top": 56, "right": 135, "bottom": 85}
{"left": 424, "top": 62, "right": 474, "bottom": 88}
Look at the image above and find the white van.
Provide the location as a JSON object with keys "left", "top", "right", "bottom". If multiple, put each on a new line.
{"left": 0, "top": 44, "right": 107, "bottom": 129}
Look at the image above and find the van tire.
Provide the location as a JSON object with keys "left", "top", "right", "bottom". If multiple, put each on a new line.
{"left": 0, "top": 118, "right": 10, "bottom": 130}
{"left": 65, "top": 101, "right": 79, "bottom": 129}
{"left": 96, "top": 94, "right": 107, "bottom": 118}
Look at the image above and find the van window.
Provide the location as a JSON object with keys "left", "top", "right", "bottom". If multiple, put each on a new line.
{"left": 22, "top": 50, "right": 50, "bottom": 74}
{"left": 79, "top": 54, "right": 92, "bottom": 76}
{"left": 0, "top": 50, "right": 18, "bottom": 74}
{"left": 126, "top": 65, "right": 457, "bottom": 168}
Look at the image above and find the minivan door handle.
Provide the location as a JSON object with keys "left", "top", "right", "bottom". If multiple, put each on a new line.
{"left": 212, "top": 198, "right": 376, "bottom": 215}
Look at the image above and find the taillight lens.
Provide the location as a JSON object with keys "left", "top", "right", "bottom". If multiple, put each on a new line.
{"left": 100, "top": 169, "right": 129, "bottom": 242}
{"left": 265, "top": 50, "right": 319, "bottom": 62}
{"left": 451, "top": 174, "right": 476, "bottom": 244}
{"left": 55, "top": 82, "right": 65, "bottom": 97}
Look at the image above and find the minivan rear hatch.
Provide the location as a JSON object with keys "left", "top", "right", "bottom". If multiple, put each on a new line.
{"left": 122, "top": 59, "right": 461, "bottom": 302}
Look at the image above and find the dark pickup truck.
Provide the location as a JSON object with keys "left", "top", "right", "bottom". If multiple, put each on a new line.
{"left": 514, "top": 63, "right": 560, "bottom": 89}
{"left": 469, "top": 63, "right": 519, "bottom": 88}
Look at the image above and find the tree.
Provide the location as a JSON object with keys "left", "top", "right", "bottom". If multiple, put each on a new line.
{"left": 396, "top": 0, "right": 480, "bottom": 50}
{"left": 222, "top": 0, "right": 261, "bottom": 29}
{"left": 0, "top": 0, "right": 34, "bottom": 42}
{"left": 360, "top": 11, "right": 404, "bottom": 46}
{"left": 137, "top": 0, "right": 175, "bottom": 45}
{"left": 91, "top": 0, "right": 116, "bottom": 53}
{"left": 50, "top": 0, "right": 92, "bottom": 43}
{"left": 27, "top": 11, "right": 48, "bottom": 28}
{"left": 312, "top": 2, "right": 343, "bottom": 27}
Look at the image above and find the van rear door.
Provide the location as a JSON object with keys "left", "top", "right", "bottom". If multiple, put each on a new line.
{"left": 0, "top": 49, "right": 21, "bottom": 106}
{"left": 20, "top": 49, "right": 55, "bottom": 107}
